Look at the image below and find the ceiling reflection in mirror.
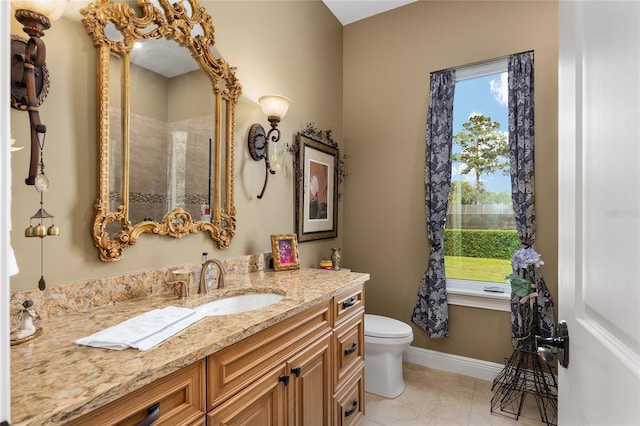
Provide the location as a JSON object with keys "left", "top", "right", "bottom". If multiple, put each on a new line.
{"left": 82, "top": 0, "right": 241, "bottom": 261}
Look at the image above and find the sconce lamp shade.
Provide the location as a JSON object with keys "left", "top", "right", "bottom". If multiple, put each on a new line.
{"left": 10, "top": 138, "right": 24, "bottom": 152}
{"left": 11, "top": 0, "right": 68, "bottom": 21}
{"left": 258, "top": 95, "right": 291, "bottom": 120}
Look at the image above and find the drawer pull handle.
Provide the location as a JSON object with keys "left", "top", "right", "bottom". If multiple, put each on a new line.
{"left": 279, "top": 374, "right": 290, "bottom": 386}
{"left": 342, "top": 297, "right": 356, "bottom": 309}
{"left": 344, "top": 341, "right": 358, "bottom": 356}
{"left": 133, "top": 402, "right": 160, "bottom": 426}
{"left": 344, "top": 399, "right": 358, "bottom": 417}
{"left": 291, "top": 366, "right": 301, "bottom": 377}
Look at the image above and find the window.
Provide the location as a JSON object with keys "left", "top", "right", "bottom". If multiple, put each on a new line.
{"left": 445, "top": 59, "right": 516, "bottom": 308}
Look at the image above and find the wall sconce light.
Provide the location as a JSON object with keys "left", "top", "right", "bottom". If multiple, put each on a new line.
{"left": 10, "top": 0, "right": 67, "bottom": 185}
{"left": 248, "top": 94, "right": 291, "bottom": 199}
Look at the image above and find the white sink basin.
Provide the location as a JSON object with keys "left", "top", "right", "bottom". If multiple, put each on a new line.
{"left": 194, "top": 293, "right": 284, "bottom": 316}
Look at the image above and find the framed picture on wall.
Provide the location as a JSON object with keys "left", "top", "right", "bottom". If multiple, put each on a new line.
{"left": 295, "top": 132, "right": 338, "bottom": 242}
{"left": 271, "top": 234, "right": 300, "bottom": 271}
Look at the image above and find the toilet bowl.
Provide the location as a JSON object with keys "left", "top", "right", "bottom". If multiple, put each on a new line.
{"left": 364, "top": 314, "right": 414, "bottom": 398}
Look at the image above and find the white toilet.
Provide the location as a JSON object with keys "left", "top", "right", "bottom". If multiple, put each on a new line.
{"left": 364, "top": 314, "right": 414, "bottom": 398}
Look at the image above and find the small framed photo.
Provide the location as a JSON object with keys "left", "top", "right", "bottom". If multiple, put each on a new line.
{"left": 271, "top": 234, "right": 300, "bottom": 271}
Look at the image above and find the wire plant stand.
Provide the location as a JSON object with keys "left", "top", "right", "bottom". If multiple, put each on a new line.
{"left": 491, "top": 302, "right": 558, "bottom": 425}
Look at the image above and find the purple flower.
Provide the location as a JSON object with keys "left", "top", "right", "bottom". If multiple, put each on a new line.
{"left": 511, "top": 247, "right": 544, "bottom": 270}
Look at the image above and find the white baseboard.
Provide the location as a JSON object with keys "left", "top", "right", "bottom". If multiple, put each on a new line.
{"left": 403, "top": 346, "right": 505, "bottom": 382}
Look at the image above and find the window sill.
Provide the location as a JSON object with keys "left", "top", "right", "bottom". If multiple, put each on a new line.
{"left": 446, "top": 279, "right": 511, "bottom": 312}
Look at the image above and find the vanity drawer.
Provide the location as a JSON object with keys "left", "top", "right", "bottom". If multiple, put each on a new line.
{"left": 207, "top": 301, "right": 331, "bottom": 409}
{"left": 66, "top": 359, "right": 206, "bottom": 426}
{"left": 334, "top": 312, "right": 365, "bottom": 389}
{"left": 334, "top": 366, "right": 365, "bottom": 426}
{"left": 333, "top": 283, "right": 364, "bottom": 326}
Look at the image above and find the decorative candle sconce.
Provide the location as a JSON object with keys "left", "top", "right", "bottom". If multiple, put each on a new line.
{"left": 247, "top": 95, "right": 291, "bottom": 199}
{"left": 11, "top": 0, "right": 67, "bottom": 291}
{"left": 10, "top": 0, "right": 67, "bottom": 185}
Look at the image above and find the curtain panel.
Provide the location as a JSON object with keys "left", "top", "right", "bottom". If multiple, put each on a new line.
{"left": 411, "top": 69, "right": 456, "bottom": 338}
{"left": 508, "top": 51, "right": 556, "bottom": 344}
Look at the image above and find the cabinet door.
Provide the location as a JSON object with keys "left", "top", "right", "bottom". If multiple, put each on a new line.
{"left": 207, "top": 366, "right": 287, "bottom": 426}
{"left": 287, "top": 332, "right": 333, "bottom": 426}
{"left": 207, "top": 303, "right": 331, "bottom": 409}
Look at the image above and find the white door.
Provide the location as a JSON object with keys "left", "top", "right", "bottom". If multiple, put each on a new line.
{"left": 558, "top": 1, "right": 640, "bottom": 425}
{"left": 1, "top": 1, "right": 12, "bottom": 423}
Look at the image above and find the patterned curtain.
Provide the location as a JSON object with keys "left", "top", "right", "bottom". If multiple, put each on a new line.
{"left": 411, "top": 69, "right": 455, "bottom": 338}
{"left": 508, "top": 51, "right": 556, "bottom": 345}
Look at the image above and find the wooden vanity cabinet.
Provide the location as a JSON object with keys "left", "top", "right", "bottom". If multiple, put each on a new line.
{"left": 65, "top": 359, "right": 206, "bottom": 425}
{"left": 206, "top": 282, "right": 365, "bottom": 426}
{"left": 63, "top": 282, "right": 366, "bottom": 426}
{"left": 206, "top": 302, "right": 333, "bottom": 425}
{"left": 207, "top": 333, "right": 333, "bottom": 425}
{"left": 332, "top": 283, "right": 365, "bottom": 425}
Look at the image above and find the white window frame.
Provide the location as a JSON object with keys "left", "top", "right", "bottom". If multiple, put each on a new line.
{"left": 446, "top": 57, "right": 512, "bottom": 312}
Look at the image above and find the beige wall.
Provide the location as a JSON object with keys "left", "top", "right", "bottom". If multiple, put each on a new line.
{"left": 9, "top": 0, "right": 559, "bottom": 365}
{"left": 9, "top": 1, "right": 343, "bottom": 291}
{"left": 342, "top": 1, "right": 558, "bottom": 363}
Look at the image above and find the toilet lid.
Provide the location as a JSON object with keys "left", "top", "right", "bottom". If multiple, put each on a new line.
{"left": 364, "top": 314, "right": 413, "bottom": 338}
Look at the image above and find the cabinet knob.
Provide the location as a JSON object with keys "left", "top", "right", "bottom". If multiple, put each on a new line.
{"left": 279, "top": 374, "right": 290, "bottom": 386}
{"left": 344, "top": 399, "right": 358, "bottom": 417}
{"left": 291, "top": 366, "right": 301, "bottom": 377}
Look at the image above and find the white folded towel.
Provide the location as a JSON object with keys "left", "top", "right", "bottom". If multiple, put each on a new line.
{"left": 75, "top": 306, "right": 205, "bottom": 351}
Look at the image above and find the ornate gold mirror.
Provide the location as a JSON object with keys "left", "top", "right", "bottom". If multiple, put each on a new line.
{"left": 81, "top": 0, "right": 241, "bottom": 261}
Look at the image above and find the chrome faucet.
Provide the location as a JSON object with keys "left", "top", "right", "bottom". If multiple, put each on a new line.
{"left": 199, "top": 258, "right": 227, "bottom": 293}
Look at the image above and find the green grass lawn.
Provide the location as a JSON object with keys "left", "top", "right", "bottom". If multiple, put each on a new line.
{"left": 445, "top": 256, "right": 512, "bottom": 283}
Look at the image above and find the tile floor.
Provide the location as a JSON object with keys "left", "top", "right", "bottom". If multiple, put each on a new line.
{"left": 363, "top": 363, "right": 549, "bottom": 426}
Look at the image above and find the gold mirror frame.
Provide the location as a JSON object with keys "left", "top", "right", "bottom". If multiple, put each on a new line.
{"left": 81, "top": 0, "right": 241, "bottom": 261}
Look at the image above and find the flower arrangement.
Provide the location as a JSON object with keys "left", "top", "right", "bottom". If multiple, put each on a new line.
{"left": 506, "top": 247, "right": 544, "bottom": 307}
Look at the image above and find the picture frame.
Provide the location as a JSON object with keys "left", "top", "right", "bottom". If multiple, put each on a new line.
{"left": 271, "top": 233, "right": 301, "bottom": 271}
{"left": 295, "top": 132, "right": 339, "bottom": 242}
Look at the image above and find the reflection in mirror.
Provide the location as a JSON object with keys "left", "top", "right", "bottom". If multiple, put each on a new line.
{"left": 108, "top": 53, "right": 124, "bottom": 219}
{"left": 81, "top": 0, "right": 241, "bottom": 261}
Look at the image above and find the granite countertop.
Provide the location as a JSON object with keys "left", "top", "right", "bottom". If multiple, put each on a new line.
{"left": 10, "top": 268, "right": 369, "bottom": 425}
